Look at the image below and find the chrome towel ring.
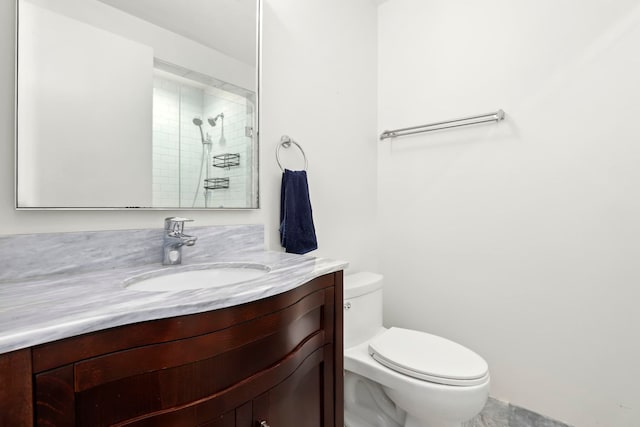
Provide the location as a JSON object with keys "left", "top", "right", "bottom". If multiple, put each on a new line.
{"left": 276, "top": 135, "right": 308, "bottom": 172}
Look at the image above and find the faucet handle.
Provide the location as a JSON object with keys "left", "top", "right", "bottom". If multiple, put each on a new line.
{"left": 164, "top": 217, "right": 194, "bottom": 233}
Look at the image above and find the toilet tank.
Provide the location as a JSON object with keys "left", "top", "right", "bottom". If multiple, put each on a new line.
{"left": 344, "top": 272, "right": 384, "bottom": 349}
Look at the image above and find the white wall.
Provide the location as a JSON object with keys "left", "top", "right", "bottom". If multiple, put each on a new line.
{"left": 378, "top": 1, "right": 640, "bottom": 426}
{"left": 261, "top": 0, "right": 379, "bottom": 270}
{"left": 1, "top": 0, "right": 379, "bottom": 272}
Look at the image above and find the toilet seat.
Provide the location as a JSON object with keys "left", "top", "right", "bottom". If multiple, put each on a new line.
{"left": 368, "top": 327, "right": 489, "bottom": 386}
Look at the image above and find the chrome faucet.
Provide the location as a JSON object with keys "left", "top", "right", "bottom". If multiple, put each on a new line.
{"left": 162, "top": 217, "right": 197, "bottom": 265}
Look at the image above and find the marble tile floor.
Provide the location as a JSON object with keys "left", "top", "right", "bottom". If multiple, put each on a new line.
{"left": 463, "top": 397, "right": 572, "bottom": 427}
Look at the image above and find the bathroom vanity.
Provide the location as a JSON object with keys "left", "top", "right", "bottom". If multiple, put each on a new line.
{"left": 1, "top": 273, "right": 343, "bottom": 426}
{"left": 0, "top": 226, "right": 346, "bottom": 427}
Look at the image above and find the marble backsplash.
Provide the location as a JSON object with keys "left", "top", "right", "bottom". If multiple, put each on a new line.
{"left": 0, "top": 224, "right": 264, "bottom": 282}
{"left": 464, "top": 397, "right": 572, "bottom": 427}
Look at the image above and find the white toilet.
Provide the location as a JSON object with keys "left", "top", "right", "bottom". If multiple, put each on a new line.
{"left": 343, "top": 272, "right": 490, "bottom": 427}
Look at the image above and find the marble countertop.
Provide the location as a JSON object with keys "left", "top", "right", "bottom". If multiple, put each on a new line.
{"left": 0, "top": 251, "right": 347, "bottom": 355}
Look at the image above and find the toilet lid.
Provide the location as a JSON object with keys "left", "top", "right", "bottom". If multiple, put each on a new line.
{"left": 368, "top": 327, "right": 489, "bottom": 386}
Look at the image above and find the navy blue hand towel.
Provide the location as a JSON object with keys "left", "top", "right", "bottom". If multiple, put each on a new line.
{"left": 280, "top": 169, "right": 318, "bottom": 254}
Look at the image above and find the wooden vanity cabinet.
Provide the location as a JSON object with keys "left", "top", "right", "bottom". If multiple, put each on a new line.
{"left": 0, "top": 272, "right": 344, "bottom": 427}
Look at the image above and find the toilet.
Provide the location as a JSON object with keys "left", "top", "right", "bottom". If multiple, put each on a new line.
{"left": 343, "top": 272, "right": 490, "bottom": 427}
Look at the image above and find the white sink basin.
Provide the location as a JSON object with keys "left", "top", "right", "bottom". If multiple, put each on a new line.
{"left": 125, "top": 263, "right": 270, "bottom": 292}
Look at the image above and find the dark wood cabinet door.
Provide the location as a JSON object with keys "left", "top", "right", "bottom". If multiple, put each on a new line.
{"left": 253, "top": 345, "right": 332, "bottom": 427}
{"left": 264, "top": 352, "right": 325, "bottom": 427}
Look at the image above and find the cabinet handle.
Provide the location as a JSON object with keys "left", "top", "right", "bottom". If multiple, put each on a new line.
{"left": 259, "top": 421, "right": 270, "bottom": 427}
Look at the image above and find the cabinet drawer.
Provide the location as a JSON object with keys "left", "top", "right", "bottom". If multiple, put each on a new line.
{"left": 74, "top": 289, "right": 326, "bottom": 392}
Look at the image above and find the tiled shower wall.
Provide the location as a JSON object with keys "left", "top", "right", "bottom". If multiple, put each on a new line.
{"left": 191, "top": 85, "right": 254, "bottom": 208}
{"left": 152, "top": 74, "right": 253, "bottom": 208}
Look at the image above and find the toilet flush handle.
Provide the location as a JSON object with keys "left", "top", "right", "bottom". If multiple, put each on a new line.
{"left": 344, "top": 302, "right": 352, "bottom": 310}
{"left": 259, "top": 421, "right": 271, "bottom": 427}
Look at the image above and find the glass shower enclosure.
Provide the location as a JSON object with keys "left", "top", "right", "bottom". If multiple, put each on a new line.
{"left": 152, "top": 63, "right": 256, "bottom": 208}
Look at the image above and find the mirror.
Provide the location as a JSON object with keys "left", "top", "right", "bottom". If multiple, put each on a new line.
{"left": 16, "top": 0, "right": 260, "bottom": 209}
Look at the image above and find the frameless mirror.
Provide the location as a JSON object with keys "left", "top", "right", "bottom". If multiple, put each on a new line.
{"left": 16, "top": 0, "right": 259, "bottom": 209}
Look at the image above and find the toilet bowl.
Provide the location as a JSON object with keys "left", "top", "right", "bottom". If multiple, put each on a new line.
{"left": 344, "top": 272, "right": 489, "bottom": 427}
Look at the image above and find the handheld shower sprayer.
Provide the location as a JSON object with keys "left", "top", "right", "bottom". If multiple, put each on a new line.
{"left": 192, "top": 117, "right": 207, "bottom": 143}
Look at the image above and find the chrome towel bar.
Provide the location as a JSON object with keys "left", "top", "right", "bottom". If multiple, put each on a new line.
{"left": 380, "top": 109, "right": 505, "bottom": 140}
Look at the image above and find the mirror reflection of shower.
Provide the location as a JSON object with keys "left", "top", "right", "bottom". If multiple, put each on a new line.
{"left": 208, "top": 113, "right": 223, "bottom": 127}
{"left": 192, "top": 117, "right": 207, "bottom": 143}
{"left": 192, "top": 117, "right": 213, "bottom": 208}
{"left": 191, "top": 113, "right": 226, "bottom": 208}
{"left": 151, "top": 63, "right": 256, "bottom": 208}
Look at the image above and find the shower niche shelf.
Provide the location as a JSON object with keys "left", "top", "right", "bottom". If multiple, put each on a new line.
{"left": 213, "top": 153, "right": 240, "bottom": 169}
{"left": 204, "top": 178, "right": 230, "bottom": 190}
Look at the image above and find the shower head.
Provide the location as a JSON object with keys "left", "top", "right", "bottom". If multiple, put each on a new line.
{"left": 208, "top": 113, "right": 224, "bottom": 127}
{"left": 192, "top": 117, "right": 205, "bottom": 142}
